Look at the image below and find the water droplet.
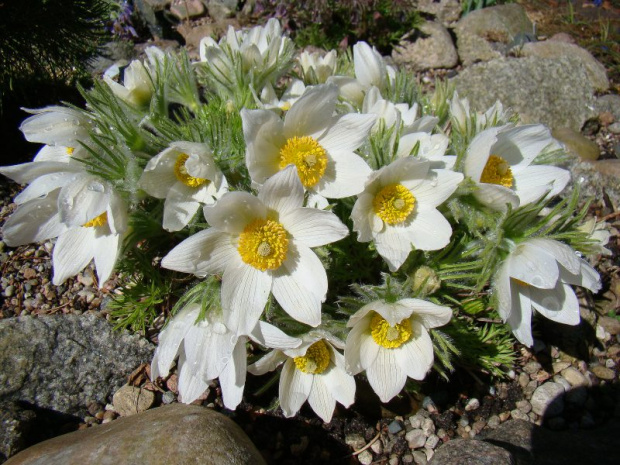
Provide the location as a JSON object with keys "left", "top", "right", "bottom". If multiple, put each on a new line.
{"left": 87, "top": 182, "right": 105, "bottom": 193}
{"left": 531, "top": 276, "right": 545, "bottom": 287}
{"left": 212, "top": 322, "right": 227, "bottom": 334}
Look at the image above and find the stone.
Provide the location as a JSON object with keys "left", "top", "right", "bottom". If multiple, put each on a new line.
{"left": 464, "top": 398, "right": 480, "bottom": 412}
{"left": 170, "top": 0, "right": 205, "bottom": 20}
{"left": 454, "top": 4, "right": 534, "bottom": 67}
{"left": 552, "top": 127, "right": 600, "bottom": 161}
{"left": 520, "top": 41, "right": 609, "bottom": 91}
{"left": 530, "top": 382, "right": 565, "bottom": 417}
{"left": 392, "top": 21, "right": 458, "bottom": 71}
{"left": 591, "top": 366, "right": 616, "bottom": 381}
{"left": 0, "top": 402, "right": 37, "bottom": 462}
{"left": 560, "top": 367, "right": 589, "bottom": 387}
{"left": 358, "top": 450, "right": 373, "bottom": 465}
{"left": 4, "top": 404, "right": 265, "bottom": 465}
{"left": 609, "top": 122, "right": 620, "bottom": 134}
{"left": 415, "top": 0, "right": 462, "bottom": 25}
{"left": 412, "top": 450, "right": 428, "bottom": 465}
{"left": 406, "top": 429, "right": 427, "bottom": 449}
{"left": 112, "top": 385, "right": 155, "bottom": 416}
{"left": 595, "top": 94, "right": 620, "bottom": 122}
{"left": 452, "top": 56, "right": 596, "bottom": 131}
{"left": 0, "top": 314, "right": 154, "bottom": 417}
{"left": 598, "top": 316, "right": 620, "bottom": 335}
{"left": 428, "top": 438, "right": 513, "bottom": 464}
{"left": 206, "top": 0, "right": 238, "bottom": 21}
{"left": 551, "top": 361, "right": 571, "bottom": 374}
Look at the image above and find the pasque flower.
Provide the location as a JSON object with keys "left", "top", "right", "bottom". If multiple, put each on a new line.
{"left": 345, "top": 298, "right": 452, "bottom": 402}
{"left": 139, "top": 141, "right": 228, "bottom": 231}
{"left": 463, "top": 124, "right": 570, "bottom": 210}
{"left": 493, "top": 238, "right": 601, "bottom": 347}
{"left": 248, "top": 330, "right": 355, "bottom": 422}
{"left": 241, "top": 84, "right": 376, "bottom": 200}
{"left": 351, "top": 157, "right": 463, "bottom": 271}
{"left": 161, "top": 166, "right": 349, "bottom": 335}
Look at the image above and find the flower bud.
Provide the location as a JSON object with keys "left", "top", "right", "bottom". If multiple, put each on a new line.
{"left": 411, "top": 266, "right": 441, "bottom": 296}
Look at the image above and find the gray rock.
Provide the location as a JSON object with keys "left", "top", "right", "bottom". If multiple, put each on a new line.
{"left": 568, "top": 160, "right": 620, "bottom": 211}
{"left": 392, "top": 22, "right": 458, "bottom": 71}
{"left": 0, "top": 314, "right": 154, "bottom": 417}
{"left": 207, "top": 0, "right": 238, "bottom": 21}
{"left": 415, "top": 0, "right": 462, "bottom": 26}
{"left": 451, "top": 56, "right": 596, "bottom": 131}
{"left": 112, "top": 385, "right": 155, "bottom": 417}
{"left": 0, "top": 403, "right": 37, "bottom": 462}
{"left": 406, "top": 429, "right": 427, "bottom": 449}
{"left": 520, "top": 41, "right": 609, "bottom": 92}
{"left": 4, "top": 404, "right": 266, "bottom": 465}
{"left": 428, "top": 438, "right": 514, "bottom": 465}
{"left": 530, "top": 382, "right": 565, "bottom": 417}
{"left": 133, "top": 0, "right": 170, "bottom": 38}
{"left": 454, "top": 4, "right": 534, "bottom": 67}
{"left": 559, "top": 366, "right": 590, "bottom": 387}
{"left": 595, "top": 94, "right": 620, "bottom": 122}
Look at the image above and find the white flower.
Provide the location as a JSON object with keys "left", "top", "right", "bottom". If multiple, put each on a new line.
{"left": 396, "top": 132, "right": 456, "bottom": 170}
{"left": 344, "top": 299, "right": 452, "bottom": 402}
{"left": 152, "top": 303, "right": 300, "bottom": 407}
{"left": 19, "top": 106, "right": 92, "bottom": 148}
{"left": 104, "top": 58, "right": 155, "bottom": 107}
{"left": 299, "top": 50, "right": 337, "bottom": 84}
{"left": 463, "top": 124, "right": 570, "bottom": 210}
{"left": 578, "top": 218, "right": 613, "bottom": 256}
{"left": 241, "top": 84, "right": 376, "bottom": 199}
{"left": 139, "top": 141, "right": 228, "bottom": 231}
{"left": 493, "top": 238, "right": 601, "bottom": 347}
{"left": 161, "top": 166, "right": 349, "bottom": 335}
{"left": 449, "top": 91, "right": 508, "bottom": 135}
{"left": 328, "top": 41, "right": 395, "bottom": 107}
{"left": 248, "top": 331, "right": 355, "bottom": 422}
{"left": 351, "top": 157, "right": 463, "bottom": 271}
{"left": 258, "top": 79, "right": 306, "bottom": 111}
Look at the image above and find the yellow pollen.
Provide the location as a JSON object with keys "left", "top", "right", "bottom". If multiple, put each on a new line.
{"left": 280, "top": 102, "right": 292, "bottom": 111}
{"left": 174, "top": 153, "right": 208, "bottom": 188}
{"left": 82, "top": 212, "right": 108, "bottom": 228}
{"left": 279, "top": 136, "right": 328, "bottom": 188}
{"left": 373, "top": 184, "right": 416, "bottom": 225}
{"left": 237, "top": 218, "right": 289, "bottom": 271}
{"left": 370, "top": 312, "right": 413, "bottom": 349}
{"left": 293, "top": 340, "right": 331, "bottom": 374}
{"left": 66, "top": 147, "right": 75, "bottom": 156}
{"left": 480, "top": 155, "right": 513, "bottom": 188}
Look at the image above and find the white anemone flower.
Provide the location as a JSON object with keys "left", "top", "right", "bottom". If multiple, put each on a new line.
{"left": 328, "top": 41, "right": 396, "bottom": 107}
{"left": 104, "top": 59, "right": 154, "bottom": 107}
{"left": 19, "top": 106, "right": 92, "bottom": 148}
{"left": 152, "top": 303, "right": 301, "bottom": 407}
{"left": 248, "top": 331, "right": 355, "bottom": 422}
{"left": 449, "top": 90, "right": 508, "bottom": 135}
{"left": 345, "top": 299, "right": 452, "bottom": 403}
{"left": 577, "top": 218, "right": 613, "bottom": 257}
{"left": 139, "top": 141, "right": 228, "bottom": 232}
{"left": 298, "top": 50, "right": 337, "bottom": 84}
{"left": 241, "top": 84, "right": 376, "bottom": 200}
{"left": 351, "top": 157, "right": 463, "bottom": 271}
{"left": 258, "top": 79, "right": 306, "bottom": 111}
{"left": 463, "top": 124, "right": 570, "bottom": 211}
{"left": 493, "top": 238, "right": 601, "bottom": 347}
{"left": 396, "top": 132, "right": 456, "bottom": 170}
{"left": 161, "top": 166, "right": 349, "bottom": 335}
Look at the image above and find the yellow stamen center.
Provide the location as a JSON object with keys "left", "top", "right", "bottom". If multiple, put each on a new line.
{"left": 480, "top": 155, "right": 513, "bottom": 188}
{"left": 66, "top": 147, "right": 75, "bottom": 156}
{"left": 370, "top": 313, "right": 413, "bottom": 349}
{"left": 373, "top": 184, "right": 416, "bottom": 225}
{"left": 237, "top": 218, "right": 289, "bottom": 271}
{"left": 174, "top": 153, "right": 208, "bottom": 188}
{"left": 293, "top": 340, "right": 330, "bottom": 374}
{"left": 280, "top": 102, "right": 292, "bottom": 111}
{"left": 82, "top": 212, "right": 108, "bottom": 228}
{"left": 279, "top": 136, "right": 328, "bottom": 188}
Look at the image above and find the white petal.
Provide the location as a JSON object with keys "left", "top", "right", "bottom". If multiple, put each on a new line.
{"left": 318, "top": 113, "right": 376, "bottom": 153}
{"left": 219, "top": 338, "right": 247, "bottom": 410}
{"left": 242, "top": 109, "right": 285, "bottom": 184}
{"left": 395, "top": 322, "right": 434, "bottom": 379}
{"left": 397, "top": 299, "right": 452, "bottom": 329}
{"left": 493, "top": 124, "right": 554, "bottom": 167}
{"left": 493, "top": 261, "right": 513, "bottom": 321}
{"left": 351, "top": 194, "right": 375, "bottom": 243}
{"left": 251, "top": 321, "right": 301, "bottom": 349}
{"left": 92, "top": 232, "right": 120, "bottom": 285}
{"left": 271, "top": 244, "right": 326, "bottom": 327}
{"left": 374, "top": 224, "right": 413, "bottom": 272}
{"left": 281, "top": 207, "right": 348, "bottom": 248}
{"left": 405, "top": 208, "right": 454, "bottom": 252}
{"left": 283, "top": 84, "right": 338, "bottom": 138}
{"left": 258, "top": 165, "right": 304, "bottom": 215}
{"left": 1, "top": 194, "right": 67, "bottom": 246}
{"left": 354, "top": 42, "right": 385, "bottom": 89}
{"left": 366, "top": 349, "right": 406, "bottom": 402}
{"left": 139, "top": 151, "right": 177, "bottom": 198}
{"left": 222, "top": 261, "right": 272, "bottom": 335}
{"left": 508, "top": 245, "right": 559, "bottom": 289}
{"left": 507, "top": 282, "right": 534, "bottom": 347}
{"left": 560, "top": 262, "right": 601, "bottom": 293}
{"left": 58, "top": 176, "right": 110, "bottom": 228}
{"left": 177, "top": 351, "right": 210, "bottom": 404}
{"left": 513, "top": 165, "right": 570, "bottom": 206}
{"left": 248, "top": 349, "right": 287, "bottom": 375}
{"left": 411, "top": 169, "right": 463, "bottom": 208}
{"left": 308, "top": 374, "right": 337, "bottom": 422}
{"left": 203, "top": 191, "right": 266, "bottom": 233}
{"left": 328, "top": 76, "right": 366, "bottom": 105}
{"left": 524, "top": 239, "right": 581, "bottom": 275}
{"left": 279, "top": 360, "right": 312, "bottom": 417}
{"left": 163, "top": 185, "right": 201, "bottom": 232}
{"left": 161, "top": 229, "right": 237, "bottom": 276}
{"left": 473, "top": 183, "right": 520, "bottom": 211}
{"left": 321, "top": 351, "right": 356, "bottom": 407}
{"left": 14, "top": 171, "right": 82, "bottom": 204}
{"left": 464, "top": 126, "right": 503, "bottom": 181}
{"left": 52, "top": 228, "right": 94, "bottom": 285}
{"left": 315, "top": 151, "right": 372, "bottom": 199}
{"left": 344, "top": 320, "right": 369, "bottom": 374}
{"left": 381, "top": 156, "right": 430, "bottom": 189}
{"left": 530, "top": 283, "right": 580, "bottom": 326}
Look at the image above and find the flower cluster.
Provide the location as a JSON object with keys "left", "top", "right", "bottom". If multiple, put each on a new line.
{"left": 0, "top": 20, "right": 605, "bottom": 422}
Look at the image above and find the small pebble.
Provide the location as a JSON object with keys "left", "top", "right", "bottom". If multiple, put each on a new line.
{"left": 516, "top": 400, "right": 532, "bottom": 414}
{"left": 425, "top": 434, "right": 440, "bottom": 449}
{"left": 406, "top": 429, "right": 426, "bottom": 449}
{"left": 162, "top": 391, "right": 176, "bottom": 404}
{"left": 388, "top": 420, "right": 404, "bottom": 434}
{"left": 591, "top": 366, "right": 615, "bottom": 380}
{"left": 487, "top": 415, "right": 500, "bottom": 428}
{"left": 413, "top": 450, "right": 427, "bottom": 465}
{"left": 605, "top": 359, "right": 616, "bottom": 369}
{"left": 401, "top": 453, "right": 414, "bottom": 464}
{"left": 524, "top": 361, "right": 542, "bottom": 375}
{"left": 464, "top": 398, "right": 480, "bottom": 411}
{"left": 358, "top": 450, "right": 373, "bottom": 465}
{"left": 4, "top": 285, "right": 14, "bottom": 297}
{"left": 421, "top": 418, "right": 435, "bottom": 436}
{"left": 608, "top": 122, "right": 620, "bottom": 134}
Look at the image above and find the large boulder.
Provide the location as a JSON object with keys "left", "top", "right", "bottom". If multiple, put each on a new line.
{"left": 5, "top": 404, "right": 266, "bottom": 465}
{"left": 451, "top": 56, "right": 597, "bottom": 131}
{"left": 454, "top": 4, "right": 534, "bottom": 66}
{"left": 0, "top": 314, "right": 154, "bottom": 417}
